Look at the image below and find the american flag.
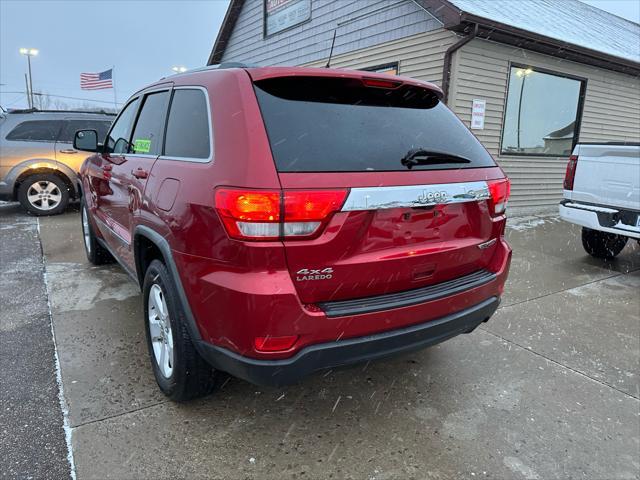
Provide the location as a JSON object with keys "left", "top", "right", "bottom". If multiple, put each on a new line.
{"left": 80, "top": 69, "right": 113, "bottom": 90}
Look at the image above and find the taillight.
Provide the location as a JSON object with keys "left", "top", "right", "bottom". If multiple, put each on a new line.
{"left": 215, "top": 188, "right": 347, "bottom": 241}
{"left": 564, "top": 155, "right": 578, "bottom": 190}
{"left": 487, "top": 178, "right": 510, "bottom": 216}
{"left": 215, "top": 189, "right": 281, "bottom": 240}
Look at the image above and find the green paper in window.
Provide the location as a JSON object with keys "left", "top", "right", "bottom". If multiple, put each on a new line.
{"left": 134, "top": 138, "right": 151, "bottom": 153}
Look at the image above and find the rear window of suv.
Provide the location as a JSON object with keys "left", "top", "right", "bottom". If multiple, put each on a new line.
{"left": 6, "top": 120, "right": 62, "bottom": 142}
{"left": 254, "top": 76, "right": 496, "bottom": 172}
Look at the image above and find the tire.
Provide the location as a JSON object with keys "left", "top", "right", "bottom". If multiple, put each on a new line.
{"left": 80, "top": 200, "right": 113, "bottom": 265}
{"left": 581, "top": 227, "right": 628, "bottom": 259}
{"left": 143, "top": 259, "right": 218, "bottom": 401}
{"left": 18, "top": 173, "right": 70, "bottom": 216}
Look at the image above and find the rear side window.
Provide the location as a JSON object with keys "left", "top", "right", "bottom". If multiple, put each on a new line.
{"left": 164, "top": 89, "right": 211, "bottom": 160}
{"left": 254, "top": 77, "right": 496, "bottom": 172}
{"left": 6, "top": 120, "right": 62, "bottom": 142}
{"left": 130, "top": 91, "right": 170, "bottom": 155}
{"left": 59, "top": 119, "right": 112, "bottom": 144}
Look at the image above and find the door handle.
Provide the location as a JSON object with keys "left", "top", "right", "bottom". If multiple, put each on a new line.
{"left": 102, "top": 163, "right": 113, "bottom": 179}
{"left": 131, "top": 168, "right": 149, "bottom": 179}
{"left": 59, "top": 149, "right": 77, "bottom": 154}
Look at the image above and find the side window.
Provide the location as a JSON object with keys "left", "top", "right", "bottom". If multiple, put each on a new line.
{"left": 106, "top": 98, "right": 140, "bottom": 154}
{"left": 59, "top": 119, "right": 112, "bottom": 144}
{"left": 164, "top": 89, "right": 211, "bottom": 160}
{"left": 130, "top": 91, "right": 170, "bottom": 155}
{"left": 6, "top": 120, "right": 63, "bottom": 142}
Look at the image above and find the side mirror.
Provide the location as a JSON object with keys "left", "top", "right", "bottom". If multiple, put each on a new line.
{"left": 74, "top": 129, "right": 99, "bottom": 152}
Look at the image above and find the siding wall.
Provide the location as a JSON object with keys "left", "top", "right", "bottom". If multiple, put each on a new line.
{"left": 304, "top": 28, "right": 458, "bottom": 85}
{"left": 449, "top": 38, "right": 640, "bottom": 210}
{"left": 221, "top": 0, "right": 442, "bottom": 66}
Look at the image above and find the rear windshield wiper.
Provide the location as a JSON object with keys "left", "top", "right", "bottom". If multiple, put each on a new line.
{"left": 400, "top": 148, "right": 471, "bottom": 169}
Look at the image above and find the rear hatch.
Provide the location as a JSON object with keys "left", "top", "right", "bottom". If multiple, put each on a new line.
{"left": 250, "top": 71, "right": 507, "bottom": 305}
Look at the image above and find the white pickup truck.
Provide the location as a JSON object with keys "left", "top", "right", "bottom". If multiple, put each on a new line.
{"left": 559, "top": 143, "right": 640, "bottom": 259}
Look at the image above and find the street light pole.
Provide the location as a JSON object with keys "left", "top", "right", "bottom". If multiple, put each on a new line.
{"left": 24, "top": 74, "right": 31, "bottom": 109}
{"left": 27, "top": 55, "right": 34, "bottom": 108}
{"left": 19, "top": 48, "right": 38, "bottom": 109}
{"left": 515, "top": 68, "right": 533, "bottom": 152}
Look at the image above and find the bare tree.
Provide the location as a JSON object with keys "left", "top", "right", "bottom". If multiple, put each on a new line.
{"left": 32, "top": 92, "right": 52, "bottom": 109}
{"left": 51, "top": 98, "right": 70, "bottom": 110}
{"left": 31, "top": 92, "right": 72, "bottom": 110}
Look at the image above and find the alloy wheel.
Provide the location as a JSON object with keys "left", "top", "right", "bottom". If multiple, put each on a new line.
{"left": 27, "top": 180, "right": 62, "bottom": 211}
{"left": 148, "top": 284, "right": 174, "bottom": 378}
{"left": 82, "top": 207, "right": 91, "bottom": 254}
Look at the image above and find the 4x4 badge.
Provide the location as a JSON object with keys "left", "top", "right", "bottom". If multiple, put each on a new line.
{"left": 296, "top": 267, "right": 333, "bottom": 281}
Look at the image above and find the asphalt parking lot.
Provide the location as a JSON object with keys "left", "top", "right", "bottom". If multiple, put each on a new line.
{"left": 2, "top": 202, "right": 639, "bottom": 480}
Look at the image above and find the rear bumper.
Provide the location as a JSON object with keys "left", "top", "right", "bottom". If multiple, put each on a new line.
{"left": 197, "top": 296, "right": 500, "bottom": 386}
{"left": 559, "top": 200, "right": 640, "bottom": 239}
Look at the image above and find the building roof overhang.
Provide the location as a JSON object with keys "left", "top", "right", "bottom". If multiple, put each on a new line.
{"left": 209, "top": 0, "right": 640, "bottom": 77}
{"left": 415, "top": 0, "right": 640, "bottom": 77}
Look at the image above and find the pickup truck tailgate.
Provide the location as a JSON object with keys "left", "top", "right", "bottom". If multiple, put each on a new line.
{"left": 570, "top": 144, "right": 640, "bottom": 211}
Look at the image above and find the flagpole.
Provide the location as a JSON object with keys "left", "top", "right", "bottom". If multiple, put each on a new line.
{"left": 112, "top": 65, "right": 118, "bottom": 111}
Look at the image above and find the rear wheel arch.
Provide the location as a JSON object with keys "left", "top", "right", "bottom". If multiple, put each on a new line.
{"left": 15, "top": 166, "right": 76, "bottom": 200}
{"left": 134, "top": 231, "right": 166, "bottom": 287}
{"left": 132, "top": 226, "right": 203, "bottom": 344}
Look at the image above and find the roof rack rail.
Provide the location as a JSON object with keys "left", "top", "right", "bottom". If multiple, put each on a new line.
{"left": 7, "top": 108, "right": 116, "bottom": 115}
{"left": 216, "top": 61, "right": 260, "bottom": 69}
{"left": 162, "top": 62, "right": 260, "bottom": 79}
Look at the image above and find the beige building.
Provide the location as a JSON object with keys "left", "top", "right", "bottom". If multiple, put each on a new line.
{"left": 210, "top": 0, "right": 640, "bottom": 212}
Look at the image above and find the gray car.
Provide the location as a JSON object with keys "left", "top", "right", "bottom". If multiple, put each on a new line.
{"left": 0, "top": 109, "right": 114, "bottom": 215}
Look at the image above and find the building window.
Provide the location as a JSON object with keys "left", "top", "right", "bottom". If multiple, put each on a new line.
{"left": 264, "top": 0, "right": 311, "bottom": 37}
{"left": 501, "top": 65, "right": 586, "bottom": 157}
{"left": 361, "top": 62, "right": 399, "bottom": 75}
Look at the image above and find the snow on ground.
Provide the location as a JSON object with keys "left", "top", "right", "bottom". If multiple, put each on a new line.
{"left": 507, "top": 213, "right": 562, "bottom": 232}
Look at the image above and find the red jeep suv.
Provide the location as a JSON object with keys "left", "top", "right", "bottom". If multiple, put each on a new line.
{"left": 75, "top": 65, "right": 512, "bottom": 401}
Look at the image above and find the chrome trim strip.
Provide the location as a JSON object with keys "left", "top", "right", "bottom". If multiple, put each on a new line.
{"left": 126, "top": 153, "right": 157, "bottom": 159}
{"left": 341, "top": 181, "right": 491, "bottom": 211}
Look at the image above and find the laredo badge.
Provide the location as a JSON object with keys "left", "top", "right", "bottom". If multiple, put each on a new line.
{"left": 296, "top": 268, "right": 333, "bottom": 281}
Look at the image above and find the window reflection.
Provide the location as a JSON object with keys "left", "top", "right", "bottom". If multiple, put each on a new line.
{"left": 501, "top": 66, "right": 584, "bottom": 157}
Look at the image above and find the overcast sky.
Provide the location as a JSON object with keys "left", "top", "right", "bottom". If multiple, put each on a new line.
{"left": 1, "top": 0, "right": 638, "bottom": 111}
{"left": 0, "top": 0, "right": 231, "bottom": 110}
